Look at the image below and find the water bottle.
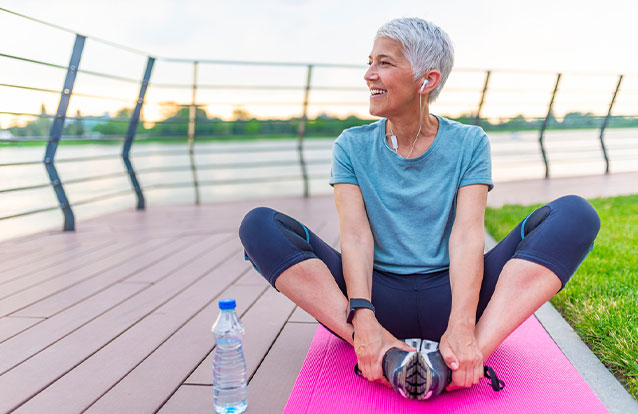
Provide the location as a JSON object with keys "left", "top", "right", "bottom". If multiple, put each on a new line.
{"left": 212, "top": 298, "right": 248, "bottom": 414}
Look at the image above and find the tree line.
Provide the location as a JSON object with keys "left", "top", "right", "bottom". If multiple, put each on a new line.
{"left": 5, "top": 104, "right": 638, "bottom": 141}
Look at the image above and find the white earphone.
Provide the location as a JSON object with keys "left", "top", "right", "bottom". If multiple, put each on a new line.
{"left": 388, "top": 79, "right": 429, "bottom": 154}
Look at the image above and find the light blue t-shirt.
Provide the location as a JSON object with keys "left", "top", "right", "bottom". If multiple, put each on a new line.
{"left": 329, "top": 115, "right": 493, "bottom": 275}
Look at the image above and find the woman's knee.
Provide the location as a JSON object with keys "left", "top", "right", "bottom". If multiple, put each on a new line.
{"left": 239, "top": 207, "right": 318, "bottom": 288}
{"left": 552, "top": 195, "right": 601, "bottom": 243}
{"left": 239, "top": 207, "right": 311, "bottom": 251}
{"left": 238, "top": 207, "right": 279, "bottom": 281}
{"left": 239, "top": 206, "right": 276, "bottom": 244}
{"left": 516, "top": 195, "right": 601, "bottom": 288}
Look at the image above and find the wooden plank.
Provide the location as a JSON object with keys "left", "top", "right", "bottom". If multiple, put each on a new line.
{"left": 245, "top": 323, "right": 318, "bottom": 414}
{"left": 0, "top": 237, "right": 108, "bottom": 278}
{"left": 318, "top": 216, "right": 340, "bottom": 248}
{"left": 12, "top": 235, "right": 210, "bottom": 318}
{"left": 123, "top": 234, "right": 234, "bottom": 284}
{"left": 85, "top": 205, "right": 251, "bottom": 236}
{"left": 233, "top": 268, "right": 270, "bottom": 287}
{"left": 0, "top": 282, "right": 149, "bottom": 374}
{"left": 0, "top": 237, "right": 242, "bottom": 413}
{"left": 185, "top": 285, "right": 294, "bottom": 385}
{"left": 0, "top": 196, "right": 337, "bottom": 413}
{"left": 0, "top": 316, "right": 44, "bottom": 343}
{"left": 157, "top": 384, "right": 212, "bottom": 414}
{"left": 289, "top": 306, "right": 317, "bottom": 323}
{"left": 18, "top": 271, "right": 263, "bottom": 414}
{"left": 0, "top": 238, "right": 141, "bottom": 298}
{"left": 107, "top": 284, "right": 296, "bottom": 413}
{"left": 0, "top": 237, "right": 169, "bottom": 317}
{"left": 0, "top": 230, "right": 109, "bottom": 260}
{"left": 83, "top": 281, "right": 269, "bottom": 414}
{"left": 0, "top": 237, "right": 122, "bottom": 285}
{"left": 175, "top": 204, "right": 335, "bottom": 409}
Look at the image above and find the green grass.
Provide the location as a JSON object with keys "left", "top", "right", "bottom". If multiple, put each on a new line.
{"left": 485, "top": 194, "right": 638, "bottom": 399}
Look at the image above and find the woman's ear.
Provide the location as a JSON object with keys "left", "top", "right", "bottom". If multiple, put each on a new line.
{"left": 418, "top": 71, "right": 442, "bottom": 95}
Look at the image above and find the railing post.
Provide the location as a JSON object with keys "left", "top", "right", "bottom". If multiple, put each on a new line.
{"left": 474, "top": 70, "right": 491, "bottom": 126}
{"left": 599, "top": 74, "right": 623, "bottom": 174}
{"left": 188, "top": 61, "right": 200, "bottom": 204}
{"left": 122, "top": 56, "right": 154, "bottom": 210}
{"left": 44, "top": 34, "right": 85, "bottom": 231}
{"left": 539, "top": 73, "right": 561, "bottom": 179}
{"left": 297, "top": 64, "right": 312, "bottom": 198}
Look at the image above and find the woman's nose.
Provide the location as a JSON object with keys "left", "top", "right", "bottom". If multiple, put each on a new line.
{"left": 364, "top": 65, "right": 378, "bottom": 81}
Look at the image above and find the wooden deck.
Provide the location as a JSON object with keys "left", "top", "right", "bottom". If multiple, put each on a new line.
{"left": 2, "top": 171, "right": 638, "bottom": 413}
{"left": 0, "top": 195, "right": 339, "bottom": 414}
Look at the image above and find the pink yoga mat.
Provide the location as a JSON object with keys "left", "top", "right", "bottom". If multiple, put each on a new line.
{"left": 284, "top": 317, "right": 608, "bottom": 414}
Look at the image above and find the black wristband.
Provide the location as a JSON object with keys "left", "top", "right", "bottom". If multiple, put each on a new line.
{"left": 347, "top": 298, "right": 375, "bottom": 324}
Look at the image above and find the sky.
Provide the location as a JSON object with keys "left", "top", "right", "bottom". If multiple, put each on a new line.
{"left": 1, "top": 0, "right": 638, "bottom": 126}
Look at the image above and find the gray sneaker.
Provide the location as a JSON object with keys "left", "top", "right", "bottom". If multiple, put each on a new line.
{"left": 416, "top": 339, "right": 451, "bottom": 399}
{"left": 382, "top": 338, "right": 451, "bottom": 400}
{"left": 382, "top": 347, "right": 427, "bottom": 399}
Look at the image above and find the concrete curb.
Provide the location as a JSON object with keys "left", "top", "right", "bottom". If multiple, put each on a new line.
{"left": 484, "top": 230, "right": 638, "bottom": 414}
{"left": 534, "top": 302, "right": 638, "bottom": 413}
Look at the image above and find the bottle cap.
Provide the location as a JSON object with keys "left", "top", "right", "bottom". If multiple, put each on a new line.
{"left": 218, "top": 298, "right": 236, "bottom": 310}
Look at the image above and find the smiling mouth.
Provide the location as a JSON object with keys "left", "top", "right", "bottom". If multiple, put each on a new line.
{"left": 370, "top": 89, "right": 387, "bottom": 97}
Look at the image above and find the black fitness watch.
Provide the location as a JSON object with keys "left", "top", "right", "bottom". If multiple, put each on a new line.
{"left": 346, "top": 298, "right": 375, "bottom": 324}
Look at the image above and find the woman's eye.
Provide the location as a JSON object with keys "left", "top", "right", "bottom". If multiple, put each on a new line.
{"left": 367, "top": 61, "right": 391, "bottom": 66}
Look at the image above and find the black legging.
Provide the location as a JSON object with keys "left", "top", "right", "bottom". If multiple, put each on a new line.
{"left": 239, "top": 195, "right": 600, "bottom": 341}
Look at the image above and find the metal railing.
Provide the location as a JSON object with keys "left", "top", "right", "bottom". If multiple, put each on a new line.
{"left": 1, "top": 7, "right": 637, "bottom": 234}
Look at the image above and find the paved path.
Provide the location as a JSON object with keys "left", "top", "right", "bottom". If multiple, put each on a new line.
{"left": 487, "top": 171, "right": 638, "bottom": 207}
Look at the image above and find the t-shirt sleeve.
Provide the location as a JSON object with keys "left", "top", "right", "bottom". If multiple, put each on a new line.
{"left": 459, "top": 131, "right": 494, "bottom": 191}
{"left": 329, "top": 135, "right": 359, "bottom": 187}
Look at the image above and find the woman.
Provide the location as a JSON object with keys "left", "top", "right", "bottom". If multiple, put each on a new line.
{"left": 239, "top": 17, "right": 600, "bottom": 400}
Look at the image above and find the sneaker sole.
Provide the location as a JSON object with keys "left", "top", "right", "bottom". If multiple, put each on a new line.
{"left": 396, "top": 351, "right": 432, "bottom": 400}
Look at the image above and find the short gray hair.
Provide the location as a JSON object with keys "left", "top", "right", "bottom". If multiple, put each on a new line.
{"left": 376, "top": 17, "right": 454, "bottom": 103}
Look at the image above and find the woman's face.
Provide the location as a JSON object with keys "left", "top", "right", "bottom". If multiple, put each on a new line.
{"left": 364, "top": 37, "right": 419, "bottom": 118}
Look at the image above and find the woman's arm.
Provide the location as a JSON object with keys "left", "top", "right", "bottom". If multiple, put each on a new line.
{"left": 334, "top": 183, "right": 375, "bottom": 301}
{"left": 334, "top": 183, "right": 415, "bottom": 386}
{"left": 449, "top": 184, "right": 487, "bottom": 330}
{"left": 440, "top": 183, "right": 489, "bottom": 389}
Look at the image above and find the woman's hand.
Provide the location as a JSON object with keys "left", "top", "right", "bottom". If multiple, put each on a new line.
{"left": 352, "top": 310, "right": 417, "bottom": 387}
{"left": 439, "top": 324, "right": 483, "bottom": 390}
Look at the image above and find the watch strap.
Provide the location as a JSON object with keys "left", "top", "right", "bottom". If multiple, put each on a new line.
{"left": 347, "top": 298, "right": 375, "bottom": 324}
